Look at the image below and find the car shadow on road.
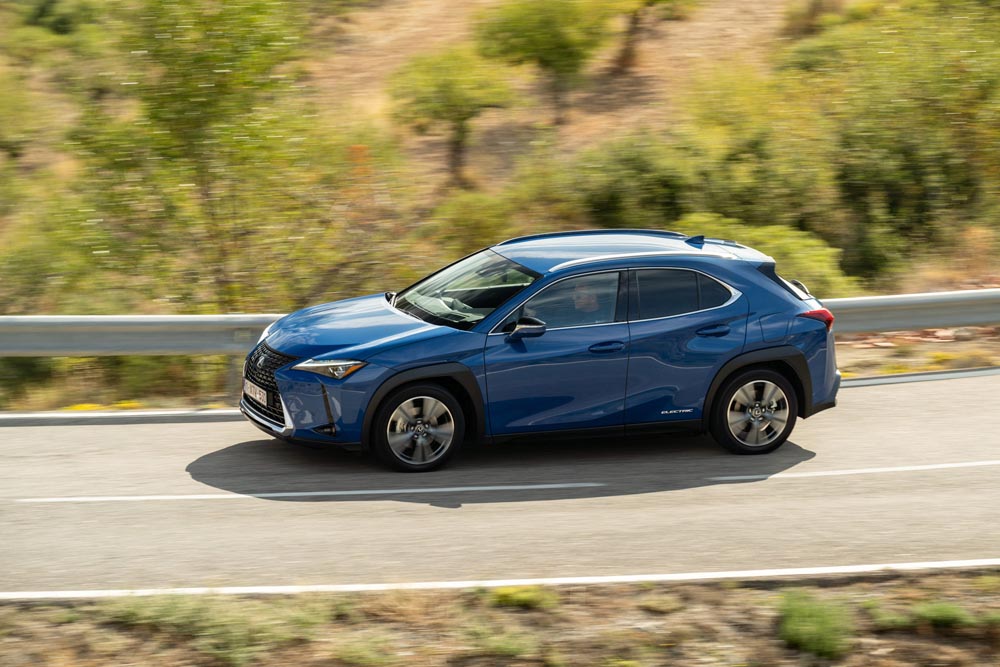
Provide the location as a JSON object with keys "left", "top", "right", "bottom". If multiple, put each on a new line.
{"left": 186, "top": 435, "right": 816, "bottom": 508}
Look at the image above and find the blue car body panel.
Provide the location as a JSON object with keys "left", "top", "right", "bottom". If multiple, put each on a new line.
{"left": 240, "top": 230, "right": 840, "bottom": 451}
{"left": 484, "top": 322, "right": 630, "bottom": 434}
{"left": 625, "top": 296, "right": 749, "bottom": 425}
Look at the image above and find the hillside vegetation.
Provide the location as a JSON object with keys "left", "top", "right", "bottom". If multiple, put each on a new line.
{"left": 2, "top": 0, "right": 1000, "bottom": 406}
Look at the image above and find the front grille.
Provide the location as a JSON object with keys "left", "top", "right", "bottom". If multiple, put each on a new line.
{"left": 244, "top": 343, "right": 299, "bottom": 426}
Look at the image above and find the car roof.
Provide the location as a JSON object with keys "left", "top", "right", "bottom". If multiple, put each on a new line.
{"left": 490, "top": 229, "right": 770, "bottom": 275}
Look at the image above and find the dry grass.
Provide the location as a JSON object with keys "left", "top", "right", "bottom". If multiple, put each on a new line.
{"left": 2, "top": 571, "right": 999, "bottom": 666}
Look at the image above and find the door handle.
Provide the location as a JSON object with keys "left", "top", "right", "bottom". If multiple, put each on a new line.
{"left": 696, "top": 324, "right": 731, "bottom": 337}
{"left": 588, "top": 341, "right": 625, "bottom": 353}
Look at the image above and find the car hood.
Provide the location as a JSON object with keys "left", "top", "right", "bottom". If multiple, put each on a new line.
{"left": 263, "top": 293, "right": 451, "bottom": 360}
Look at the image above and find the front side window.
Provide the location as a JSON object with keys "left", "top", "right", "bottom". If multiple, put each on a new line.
{"left": 515, "top": 272, "right": 620, "bottom": 329}
{"left": 634, "top": 269, "right": 733, "bottom": 320}
{"left": 395, "top": 250, "right": 539, "bottom": 330}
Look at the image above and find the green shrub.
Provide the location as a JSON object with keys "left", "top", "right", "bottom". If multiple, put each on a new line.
{"left": 912, "top": 601, "right": 977, "bottom": 629}
{"left": 467, "top": 621, "right": 538, "bottom": 656}
{"left": 476, "top": 0, "right": 612, "bottom": 124}
{"left": 861, "top": 599, "right": 915, "bottom": 631}
{"left": 489, "top": 586, "right": 559, "bottom": 610}
{"left": 779, "top": 590, "right": 854, "bottom": 659}
{"left": 431, "top": 192, "right": 517, "bottom": 255}
{"left": 673, "top": 213, "right": 860, "bottom": 297}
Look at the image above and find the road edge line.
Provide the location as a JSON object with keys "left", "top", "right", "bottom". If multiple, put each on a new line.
{"left": 3, "top": 558, "right": 999, "bottom": 600}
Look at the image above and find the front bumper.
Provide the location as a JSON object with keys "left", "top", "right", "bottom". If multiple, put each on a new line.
{"left": 240, "top": 348, "right": 389, "bottom": 448}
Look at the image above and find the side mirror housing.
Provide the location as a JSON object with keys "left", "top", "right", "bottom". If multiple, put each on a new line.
{"left": 507, "top": 316, "right": 546, "bottom": 341}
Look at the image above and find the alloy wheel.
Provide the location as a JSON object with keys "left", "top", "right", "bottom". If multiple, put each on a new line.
{"left": 726, "top": 380, "right": 790, "bottom": 447}
{"left": 385, "top": 396, "right": 456, "bottom": 465}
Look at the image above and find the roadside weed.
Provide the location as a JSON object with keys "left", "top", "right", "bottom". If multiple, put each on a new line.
{"left": 466, "top": 622, "right": 538, "bottom": 657}
{"left": 490, "top": 585, "right": 559, "bottom": 610}
{"left": 99, "top": 595, "right": 324, "bottom": 666}
{"left": 912, "top": 602, "right": 977, "bottom": 629}
{"left": 779, "top": 590, "right": 854, "bottom": 659}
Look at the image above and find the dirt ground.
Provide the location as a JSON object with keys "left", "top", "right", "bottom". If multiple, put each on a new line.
{"left": 836, "top": 327, "right": 1000, "bottom": 379}
{"left": 2, "top": 570, "right": 999, "bottom": 666}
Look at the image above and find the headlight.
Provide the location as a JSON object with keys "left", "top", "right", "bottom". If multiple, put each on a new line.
{"left": 257, "top": 321, "right": 276, "bottom": 344}
{"left": 292, "top": 359, "right": 367, "bottom": 380}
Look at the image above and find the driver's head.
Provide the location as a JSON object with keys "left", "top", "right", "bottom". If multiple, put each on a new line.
{"left": 572, "top": 280, "right": 600, "bottom": 313}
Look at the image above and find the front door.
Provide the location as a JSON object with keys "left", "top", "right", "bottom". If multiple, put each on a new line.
{"left": 484, "top": 271, "right": 629, "bottom": 435}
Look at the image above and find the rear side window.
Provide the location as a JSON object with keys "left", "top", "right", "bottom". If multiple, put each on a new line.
{"left": 633, "top": 269, "right": 733, "bottom": 320}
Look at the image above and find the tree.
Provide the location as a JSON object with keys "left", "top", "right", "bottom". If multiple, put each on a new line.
{"left": 70, "top": 0, "right": 409, "bottom": 314}
{"left": 612, "top": 0, "right": 693, "bottom": 73}
{"left": 389, "top": 48, "right": 512, "bottom": 186}
{"left": 476, "top": 0, "right": 610, "bottom": 124}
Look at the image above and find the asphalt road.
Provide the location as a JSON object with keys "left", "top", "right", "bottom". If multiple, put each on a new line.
{"left": 2, "top": 375, "right": 999, "bottom": 593}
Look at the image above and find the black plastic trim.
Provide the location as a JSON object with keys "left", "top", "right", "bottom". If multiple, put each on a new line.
{"left": 625, "top": 419, "right": 702, "bottom": 437}
{"left": 490, "top": 425, "right": 624, "bottom": 445}
{"left": 702, "top": 346, "right": 814, "bottom": 430}
{"left": 362, "top": 362, "right": 486, "bottom": 449}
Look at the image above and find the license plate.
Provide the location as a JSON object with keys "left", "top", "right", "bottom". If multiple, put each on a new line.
{"left": 244, "top": 379, "right": 268, "bottom": 406}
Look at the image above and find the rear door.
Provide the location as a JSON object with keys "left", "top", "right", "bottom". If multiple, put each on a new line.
{"left": 625, "top": 268, "right": 748, "bottom": 426}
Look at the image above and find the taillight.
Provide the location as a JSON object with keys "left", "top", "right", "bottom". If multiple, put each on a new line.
{"left": 798, "top": 308, "right": 835, "bottom": 331}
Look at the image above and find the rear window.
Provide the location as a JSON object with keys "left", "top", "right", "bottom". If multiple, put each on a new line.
{"left": 635, "top": 270, "right": 698, "bottom": 319}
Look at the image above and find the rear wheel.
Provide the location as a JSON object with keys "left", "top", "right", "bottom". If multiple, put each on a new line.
{"left": 372, "top": 384, "right": 465, "bottom": 472}
{"left": 710, "top": 368, "right": 798, "bottom": 454}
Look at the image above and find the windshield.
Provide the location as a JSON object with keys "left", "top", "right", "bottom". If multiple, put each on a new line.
{"left": 394, "top": 250, "right": 540, "bottom": 330}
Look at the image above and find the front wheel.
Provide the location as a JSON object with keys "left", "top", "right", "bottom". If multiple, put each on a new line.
{"left": 709, "top": 369, "right": 798, "bottom": 455}
{"left": 371, "top": 384, "right": 465, "bottom": 472}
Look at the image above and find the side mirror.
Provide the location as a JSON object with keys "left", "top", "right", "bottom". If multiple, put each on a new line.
{"left": 507, "top": 316, "right": 546, "bottom": 341}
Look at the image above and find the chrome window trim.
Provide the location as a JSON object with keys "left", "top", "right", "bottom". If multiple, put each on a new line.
{"left": 487, "top": 266, "right": 743, "bottom": 335}
{"left": 487, "top": 269, "right": 625, "bottom": 335}
{"left": 629, "top": 266, "right": 743, "bottom": 324}
{"left": 550, "top": 249, "right": 738, "bottom": 272}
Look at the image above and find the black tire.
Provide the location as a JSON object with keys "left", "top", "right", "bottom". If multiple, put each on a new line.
{"left": 709, "top": 368, "right": 798, "bottom": 455}
{"left": 371, "top": 383, "right": 465, "bottom": 472}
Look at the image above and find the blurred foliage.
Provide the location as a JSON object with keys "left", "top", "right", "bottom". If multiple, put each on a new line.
{"left": 672, "top": 214, "right": 860, "bottom": 297}
{"left": 609, "top": 0, "right": 699, "bottom": 72}
{"left": 775, "top": 0, "right": 1000, "bottom": 276}
{"left": 476, "top": 0, "right": 612, "bottom": 123}
{"left": 390, "top": 47, "right": 514, "bottom": 185}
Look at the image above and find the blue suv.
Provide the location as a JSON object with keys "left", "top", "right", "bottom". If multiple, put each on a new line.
{"left": 241, "top": 230, "right": 839, "bottom": 471}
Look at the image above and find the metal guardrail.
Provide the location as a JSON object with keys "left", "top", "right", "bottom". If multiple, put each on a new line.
{"left": 0, "top": 290, "right": 998, "bottom": 356}
{"left": 825, "top": 288, "right": 1000, "bottom": 334}
{"left": 0, "top": 314, "right": 283, "bottom": 357}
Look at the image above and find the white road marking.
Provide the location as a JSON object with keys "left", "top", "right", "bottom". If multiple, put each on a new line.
{"left": 14, "top": 482, "right": 606, "bottom": 504}
{"left": 2, "top": 558, "right": 999, "bottom": 600}
{"left": 709, "top": 459, "right": 1000, "bottom": 481}
{"left": 16, "top": 460, "right": 1000, "bottom": 503}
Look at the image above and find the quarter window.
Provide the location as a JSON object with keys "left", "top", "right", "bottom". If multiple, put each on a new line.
{"left": 634, "top": 269, "right": 732, "bottom": 320}
{"left": 699, "top": 274, "right": 732, "bottom": 309}
{"left": 517, "top": 272, "right": 620, "bottom": 329}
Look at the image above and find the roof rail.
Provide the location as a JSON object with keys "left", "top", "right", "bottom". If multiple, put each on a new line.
{"left": 494, "top": 229, "right": 687, "bottom": 246}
